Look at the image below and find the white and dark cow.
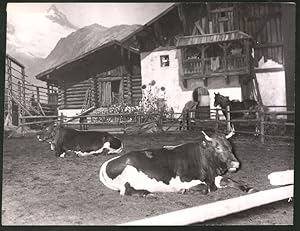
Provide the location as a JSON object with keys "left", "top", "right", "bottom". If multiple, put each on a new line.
{"left": 37, "top": 123, "right": 123, "bottom": 157}
{"left": 99, "top": 129, "right": 255, "bottom": 196}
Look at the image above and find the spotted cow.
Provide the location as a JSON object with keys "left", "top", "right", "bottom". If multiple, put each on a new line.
{"left": 99, "top": 128, "right": 255, "bottom": 196}
{"left": 37, "top": 123, "right": 123, "bottom": 157}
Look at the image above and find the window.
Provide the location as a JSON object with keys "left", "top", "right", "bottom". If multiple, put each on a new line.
{"left": 160, "top": 55, "right": 169, "bottom": 67}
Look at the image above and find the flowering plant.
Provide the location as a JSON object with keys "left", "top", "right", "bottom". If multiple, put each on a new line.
{"left": 91, "top": 80, "right": 174, "bottom": 123}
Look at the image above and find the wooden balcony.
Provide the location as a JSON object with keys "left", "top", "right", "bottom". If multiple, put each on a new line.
{"left": 182, "top": 55, "right": 250, "bottom": 79}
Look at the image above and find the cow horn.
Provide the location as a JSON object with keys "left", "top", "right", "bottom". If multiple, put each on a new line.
{"left": 226, "top": 126, "right": 235, "bottom": 139}
{"left": 201, "top": 131, "right": 212, "bottom": 141}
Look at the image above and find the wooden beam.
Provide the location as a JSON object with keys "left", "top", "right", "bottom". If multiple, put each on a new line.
{"left": 120, "top": 185, "right": 293, "bottom": 226}
{"left": 254, "top": 42, "right": 283, "bottom": 49}
{"left": 206, "top": 3, "right": 212, "bottom": 21}
{"left": 211, "top": 7, "right": 234, "bottom": 13}
{"left": 194, "top": 20, "right": 205, "bottom": 35}
{"left": 182, "top": 70, "right": 249, "bottom": 80}
{"left": 178, "top": 4, "right": 188, "bottom": 35}
{"left": 203, "top": 77, "right": 208, "bottom": 87}
{"left": 192, "top": 26, "right": 198, "bottom": 36}
{"left": 254, "top": 67, "right": 284, "bottom": 73}
{"left": 97, "top": 76, "right": 123, "bottom": 82}
{"left": 209, "top": 21, "right": 213, "bottom": 34}
{"left": 225, "top": 75, "right": 230, "bottom": 85}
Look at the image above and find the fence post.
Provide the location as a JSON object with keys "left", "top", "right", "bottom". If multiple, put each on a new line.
{"left": 138, "top": 114, "right": 141, "bottom": 124}
{"left": 18, "top": 81, "right": 22, "bottom": 128}
{"left": 59, "top": 113, "right": 64, "bottom": 127}
{"left": 21, "top": 67, "right": 26, "bottom": 111}
{"left": 215, "top": 108, "right": 219, "bottom": 131}
{"left": 260, "top": 109, "right": 265, "bottom": 144}
{"left": 36, "top": 87, "right": 40, "bottom": 104}
{"left": 21, "top": 117, "right": 25, "bottom": 136}
{"left": 226, "top": 105, "right": 231, "bottom": 132}
{"left": 5, "top": 56, "right": 13, "bottom": 127}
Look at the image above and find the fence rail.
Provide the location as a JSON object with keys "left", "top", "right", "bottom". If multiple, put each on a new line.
{"left": 16, "top": 105, "right": 295, "bottom": 144}
{"left": 5, "top": 54, "right": 58, "bottom": 128}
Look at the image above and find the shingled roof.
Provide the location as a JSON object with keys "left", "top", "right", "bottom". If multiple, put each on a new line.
{"left": 176, "top": 31, "right": 252, "bottom": 47}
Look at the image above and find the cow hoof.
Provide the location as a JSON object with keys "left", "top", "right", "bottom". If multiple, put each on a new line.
{"left": 179, "top": 189, "right": 187, "bottom": 194}
{"left": 247, "top": 188, "right": 258, "bottom": 193}
{"left": 144, "top": 193, "right": 157, "bottom": 199}
{"left": 59, "top": 153, "right": 65, "bottom": 158}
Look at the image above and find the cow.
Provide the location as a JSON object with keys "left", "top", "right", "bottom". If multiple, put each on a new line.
{"left": 99, "top": 128, "right": 255, "bottom": 197}
{"left": 37, "top": 123, "right": 123, "bottom": 157}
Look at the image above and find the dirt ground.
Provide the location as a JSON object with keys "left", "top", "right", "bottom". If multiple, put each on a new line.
{"left": 1, "top": 131, "right": 294, "bottom": 225}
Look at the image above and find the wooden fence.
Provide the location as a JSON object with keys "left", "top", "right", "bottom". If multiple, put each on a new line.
{"left": 17, "top": 104, "right": 294, "bottom": 144}
{"left": 4, "top": 55, "right": 58, "bottom": 128}
{"left": 179, "top": 105, "right": 294, "bottom": 143}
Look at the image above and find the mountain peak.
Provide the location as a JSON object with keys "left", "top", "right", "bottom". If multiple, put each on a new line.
{"left": 47, "top": 4, "right": 59, "bottom": 13}
{"left": 46, "top": 4, "right": 79, "bottom": 30}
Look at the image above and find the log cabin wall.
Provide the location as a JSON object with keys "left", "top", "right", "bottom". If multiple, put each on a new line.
{"left": 131, "top": 75, "right": 142, "bottom": 106}
{"left": 57, "top": 63, "right": 141, "bottom": 109}
{"left": 58, "top": 79, "right": 92, "bottom": 109}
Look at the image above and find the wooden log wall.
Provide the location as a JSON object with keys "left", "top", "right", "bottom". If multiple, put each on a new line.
{"left": 57, "top": 65, "right": 142, "bottom": 109}
{"left": 234, "top": 3, "right": 283, "bottom": 65}
{"left": 123, "top": 75, "right": 132, "bottom": 104}
{"left": 58, "top": 79, "right": 92, "bottom": 109}
{"left": 131, "top": 75, "right": 142, "bottom": 106}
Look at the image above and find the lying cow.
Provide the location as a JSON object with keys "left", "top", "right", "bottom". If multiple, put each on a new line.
{"left": 99, "top": 129, "right": 255, "bottom": 196}
{"left": 37, "top": 123, "right": 123, "bottom": 157}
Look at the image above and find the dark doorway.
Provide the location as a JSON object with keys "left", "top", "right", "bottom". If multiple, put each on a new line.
{"left": 98, "top": 79, "right": 123, "bottom": 107}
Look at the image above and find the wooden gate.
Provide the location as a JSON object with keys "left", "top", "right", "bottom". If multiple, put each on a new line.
{"left": 98, "top": 81, "right": 111, "bottom": 107}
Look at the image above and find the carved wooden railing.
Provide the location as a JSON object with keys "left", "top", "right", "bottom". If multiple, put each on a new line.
{"left": 182, "top": 55, "right": 249, "bottom": 77}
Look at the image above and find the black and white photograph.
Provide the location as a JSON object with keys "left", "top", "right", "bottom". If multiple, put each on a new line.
{"left": 2, "top": 2, "right": 295, "bottom": 225}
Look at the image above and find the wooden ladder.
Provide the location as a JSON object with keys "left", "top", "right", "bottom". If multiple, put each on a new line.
{"left": 82, "top": 87, "right": 92, "bottom": 112}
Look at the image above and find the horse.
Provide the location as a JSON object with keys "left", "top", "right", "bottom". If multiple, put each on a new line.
{"left": 214, "top": 92, "right": 258, "bottom": 120}
{"left": 213, "top": 92, "right": 259, "bottom": 135}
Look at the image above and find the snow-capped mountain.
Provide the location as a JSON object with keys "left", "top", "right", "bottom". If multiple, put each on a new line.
{"left": 7, "top": 4, "right": 77, "bottom": 59}
{"left": 6, "top": 4, "right": 78, "bottom": 86}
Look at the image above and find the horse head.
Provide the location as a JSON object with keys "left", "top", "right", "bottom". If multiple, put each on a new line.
{"left": 214, "top": 92, "right": 230, "bottom": 108}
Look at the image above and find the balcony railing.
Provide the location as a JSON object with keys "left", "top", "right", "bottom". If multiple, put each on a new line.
{"left": 182, "top": 55, "right": 249, "bottom": 78}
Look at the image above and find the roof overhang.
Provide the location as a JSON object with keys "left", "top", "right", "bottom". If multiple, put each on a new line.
{"left": 36, "top": 40, "right": 139, "bottom": 82}
{"left": 176, "top": 31, "right": 252, "bottom": 48}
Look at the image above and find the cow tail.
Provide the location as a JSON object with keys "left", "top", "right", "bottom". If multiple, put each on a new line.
{"left": 99, "top": 156, "right": 121, "bottom": 191}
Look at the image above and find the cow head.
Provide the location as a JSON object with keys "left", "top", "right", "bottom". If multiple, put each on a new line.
{"left": 201, "top": 127, "right": 239, "bottom": 173}
{"left": 37, "top": 122, "right": 57, "bottom": 144}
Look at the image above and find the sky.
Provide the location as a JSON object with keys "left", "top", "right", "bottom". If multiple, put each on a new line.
{"left": 7, "top": 3, "right": 174, "bottom": 28}
{"left": 6, "top": 3, "right": 174, "bottom": 58}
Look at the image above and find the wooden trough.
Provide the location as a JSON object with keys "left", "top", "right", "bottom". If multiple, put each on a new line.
{"left": 119, "top": 185, "right": 293, "bottom": 226}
